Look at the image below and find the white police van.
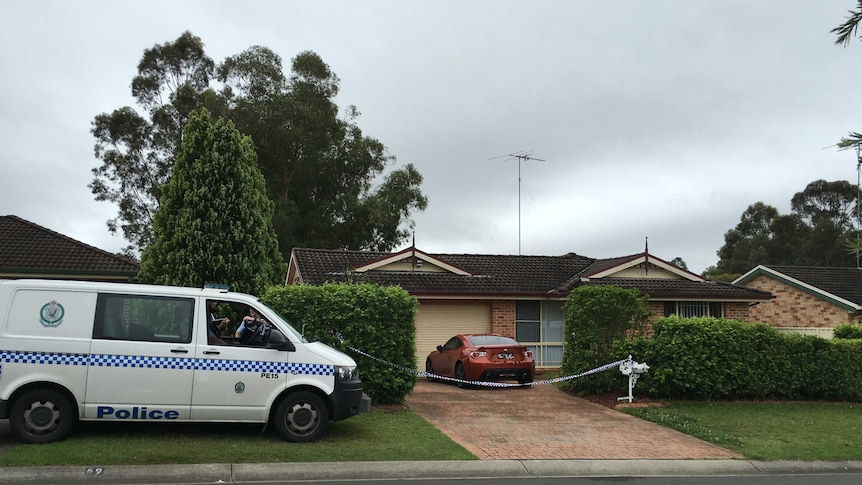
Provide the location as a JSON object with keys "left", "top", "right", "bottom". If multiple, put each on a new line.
{"left": 0, "top": 279, "right": 371, "bottom": 443}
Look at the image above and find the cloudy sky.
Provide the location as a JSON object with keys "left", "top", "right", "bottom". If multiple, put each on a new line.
{"left": 2, "top": 1, "right": 861, "bottom": 274}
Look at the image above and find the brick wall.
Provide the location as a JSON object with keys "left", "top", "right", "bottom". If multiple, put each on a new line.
{"left": 641, "top": 301, "right": 753, "bottom": 335}
{"left": 723, "top": 302, "right": 750, "bottom": 321}
{"left": 490, "top": 300, "right": 515, "bottom": 337}
{"left": 478, "top": 298, "right": 757, "bottom": 339}
{"left": 743, "top": 275, "right": 853, "bottom": 327}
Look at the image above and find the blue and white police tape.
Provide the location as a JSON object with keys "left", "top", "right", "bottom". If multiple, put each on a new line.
{"left": 330, "top": 329, "right": 630, "bottom": 388}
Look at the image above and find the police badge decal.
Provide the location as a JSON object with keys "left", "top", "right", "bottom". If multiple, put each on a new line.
{"left": 40, "top": 300, "right": 65, "bottom": 327}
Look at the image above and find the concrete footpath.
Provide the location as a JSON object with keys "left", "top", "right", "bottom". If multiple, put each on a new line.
{"left": 2, "top": 383, "right": 861, "bottom": 483}
{"left": 2, "top": 459, "right": 862, "bottom": 484}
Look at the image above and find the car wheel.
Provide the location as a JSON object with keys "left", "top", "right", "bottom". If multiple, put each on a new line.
{"left": 273, "top": 391, "right": 329, "bottom": 442}
{"left": 455, "top": 362, "right": 468, "bottom": 388}
{"left": 10, "top": 388, "right": 77, "bottom": 444}
{"left": 425, "top": 358, "right": 439, "bottom": 382}
{"left": 518, "top": 373, "right": 534, "bottom": 385}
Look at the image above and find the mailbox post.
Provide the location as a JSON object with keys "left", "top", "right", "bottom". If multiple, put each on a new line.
{"left": 617, "top": 355, "right": 649, "bottom": 403}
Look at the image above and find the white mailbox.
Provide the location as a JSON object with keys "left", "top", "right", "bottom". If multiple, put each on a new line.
{"left": 618, "top": 355, "right": 649, "bottom": 403}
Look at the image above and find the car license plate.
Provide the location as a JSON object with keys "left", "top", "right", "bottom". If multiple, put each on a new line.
{"left": 498, "top": 352, "right": 514, "bottom": 359}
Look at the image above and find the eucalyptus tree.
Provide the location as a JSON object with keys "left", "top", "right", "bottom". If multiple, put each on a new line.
{"left": 707, "top": 180, "right": 861, "bottom": 279}
{"left": 92, "top": 32, "right": 427, "bottom": 257}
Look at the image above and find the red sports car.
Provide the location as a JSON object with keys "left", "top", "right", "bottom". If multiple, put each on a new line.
{"left": 425, "top": 334, "right": 535, "bottom": 386}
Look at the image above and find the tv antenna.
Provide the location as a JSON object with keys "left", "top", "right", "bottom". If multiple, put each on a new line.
{"left": 490, "top": 149, "right": 546, "bottom": 255}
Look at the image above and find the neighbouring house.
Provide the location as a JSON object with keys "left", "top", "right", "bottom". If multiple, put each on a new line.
{"left": 0, "top": 215, "right": 139, "bottom": 282}
{"left": 734, "top": 265, "right": 862, "bottom": 339}
{"left": 288, "top": 246, "right": 772, "bottom": 368}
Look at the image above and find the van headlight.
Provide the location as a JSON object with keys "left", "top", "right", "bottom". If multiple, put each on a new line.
{"left": 336, "top": 366, "right": 358, "bottom": 381}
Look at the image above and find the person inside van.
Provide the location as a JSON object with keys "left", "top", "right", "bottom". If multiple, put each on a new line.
{"left": 236, "top": 308, "right": 267, "bottom": 344}
{"left": 209, "top": 301, "right": 230, "bottom": 333}
{"left": 208, "top": 300, "right": 230, "bottom": 345}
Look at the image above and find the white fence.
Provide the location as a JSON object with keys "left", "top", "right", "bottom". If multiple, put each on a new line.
{"left": 773, "top": 327, "right": 835, "bottom": 339}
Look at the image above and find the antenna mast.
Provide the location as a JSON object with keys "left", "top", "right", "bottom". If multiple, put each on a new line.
{"left": 491, "top": 150, "right": 545, "bottom": 255}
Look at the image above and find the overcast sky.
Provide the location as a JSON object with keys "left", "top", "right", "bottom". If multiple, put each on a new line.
{"left": 2, "top": 1, "right": 861, "bottom": 274}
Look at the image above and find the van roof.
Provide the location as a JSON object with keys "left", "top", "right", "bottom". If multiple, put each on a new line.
{"left": 0, "top": 279, "right": 256, "bottom": 300}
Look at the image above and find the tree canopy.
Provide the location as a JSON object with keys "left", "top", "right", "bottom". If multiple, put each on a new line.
{"left": 705, "top": 180, "right": 861, "bottom": 280}
{"left": 138, "top": 109, "right": 283, "bottom": 294}
{"left": 92, "top": 32, "right": 427, "bottom": 258}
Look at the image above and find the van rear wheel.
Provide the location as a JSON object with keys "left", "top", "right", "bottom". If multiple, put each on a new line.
{"left": 273, "top": 391, "right": 328, "bottom": 442}
{"left": 10, "top": 388, "right": 76, "bottom": 444}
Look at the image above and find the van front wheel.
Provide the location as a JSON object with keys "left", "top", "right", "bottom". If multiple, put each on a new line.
{"left": 273, "top": 391, "right": 328, "bottom": 442}
{"left": 10, "top": 388, "right": 76, "bottom": 444}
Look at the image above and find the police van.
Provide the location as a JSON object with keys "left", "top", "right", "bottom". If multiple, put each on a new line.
{"left": 0, "top": 279, "right": 371, "bottom": 443}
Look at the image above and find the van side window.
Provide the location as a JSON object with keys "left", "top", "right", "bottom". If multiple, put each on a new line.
{"left": 93, "top": 293, "right": 194, "bottom": 343}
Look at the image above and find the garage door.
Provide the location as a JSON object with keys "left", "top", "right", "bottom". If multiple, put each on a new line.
{"left": 414, "top": 301, "right": 491, "bottom": 367}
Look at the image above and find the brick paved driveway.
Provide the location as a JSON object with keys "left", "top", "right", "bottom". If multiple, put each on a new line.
{"left": 404, "top": 380, "right": 740, "bottom": 460}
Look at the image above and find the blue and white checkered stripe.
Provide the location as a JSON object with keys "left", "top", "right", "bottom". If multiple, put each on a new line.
{"left": 90, "top": 354, "right": 196, "bottom": 370}
{"left": 0, "top": 350, "right": 333, "bottom": 376}
{"left": 197, "top": 359, "right": 286, "bottom": 373}
{"left": 1, "top": 350, "right": 89, "bottom": 366}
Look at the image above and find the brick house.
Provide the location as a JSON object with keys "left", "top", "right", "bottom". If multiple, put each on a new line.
{"left": 0, "top": 215, "right": 139, "bottom": 282}
{"left": 288, "top": 246, "right": 772, "bottom": 367}
{"left": 734, "top": 265, "right": 862, "bottom": 338}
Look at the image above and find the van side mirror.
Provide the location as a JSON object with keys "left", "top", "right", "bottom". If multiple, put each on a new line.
{"left": 266, "top": 329, "right": 296, "bottom": 351}
{"left": 437, "top": 345, "right": 443, "bottom": 352}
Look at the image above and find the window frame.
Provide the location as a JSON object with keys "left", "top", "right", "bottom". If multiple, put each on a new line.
{"left": 515, "top": 300, "right": 565, "bottom": 367}
{"left": 93, "top": 293, "right": 195, "bottom": 344}
{"left": 663, "top": 301, "right": 724, "bottom": 318}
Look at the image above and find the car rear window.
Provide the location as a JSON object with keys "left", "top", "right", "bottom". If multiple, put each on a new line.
{"left": 467, "top": 335, "right": 519, "bottom": 346}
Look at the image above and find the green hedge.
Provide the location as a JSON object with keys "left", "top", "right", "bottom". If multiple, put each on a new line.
{"left": 261, "top": 283, "right": 418, "bottom": 404}
{"left": 833, "top": 324, "right": 862, "bottom": 339}
{"left": 560, "top": 286, "right": 651, "bottom": 394}
{"left": 612, "top": 317, "right": 862, "bottom": 401}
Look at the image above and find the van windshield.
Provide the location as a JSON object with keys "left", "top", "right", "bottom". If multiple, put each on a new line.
{"left": 257, "top": 301, "right": 307, "bottom": 343}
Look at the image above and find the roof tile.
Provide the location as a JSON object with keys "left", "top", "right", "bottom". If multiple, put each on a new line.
{"left": 0, "top": 215, "right": 139, "bottom": 276}
{"left": 291, "top": 248, "right": 769, "bottom": 300}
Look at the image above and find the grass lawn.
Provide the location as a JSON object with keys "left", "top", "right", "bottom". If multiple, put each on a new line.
{"left": 0, "top": 408, "right": 476, "bottom": 466}
{"left": 621, "top": 401, "right": 862, "bottom": 461}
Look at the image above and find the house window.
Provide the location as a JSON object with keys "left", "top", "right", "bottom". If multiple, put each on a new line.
{"left": 515, "top": 301, "right": 564, "bottom": 367}
{"left": 663, "top": 301, "right": 723, "bottom": 318}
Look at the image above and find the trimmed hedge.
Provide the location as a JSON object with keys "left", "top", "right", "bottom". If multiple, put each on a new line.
{"left": 261, "top": 283, "right": 418, "bottom": 404}
{"left": 612, "top": 317, "right": 862, "bottom": 401}
{"left": 560, "top": 286, "right": 651, "bottom": 394}
{"left": 833, "top": 324, "right": 862, "bottom": 339}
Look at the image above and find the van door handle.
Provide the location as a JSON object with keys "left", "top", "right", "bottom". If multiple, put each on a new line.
{"left": 170, "top": 348, "right": 189, "bottom": 354}
{"left": 203, "top": 350, "right": 220, "bottom": 355}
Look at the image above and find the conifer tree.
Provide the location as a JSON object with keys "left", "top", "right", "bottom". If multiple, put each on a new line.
{"left": 139, "top": 109, "right": 284, "bottom": 294}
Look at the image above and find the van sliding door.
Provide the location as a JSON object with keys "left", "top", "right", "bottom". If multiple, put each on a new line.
{"left": 83, "top": 293, "right": 194, "bottom": 420}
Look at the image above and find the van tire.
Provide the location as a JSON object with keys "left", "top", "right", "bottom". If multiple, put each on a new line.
{"left": 10, "top": 388, "right": 76, "bottom": 444}
{"left": 273, "top": 391, "right": 328, "bottom": 442}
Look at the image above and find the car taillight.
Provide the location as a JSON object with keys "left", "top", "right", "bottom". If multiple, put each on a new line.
{"left": 524, "top": 350, "right": 533, "bottom": 358}
{"left": 470, "top": 351, "right": 487, "bottom": 359}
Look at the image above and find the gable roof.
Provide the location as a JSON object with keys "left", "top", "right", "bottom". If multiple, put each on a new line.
{"left": 290, "top": 247, "right": 771, "bottom": 301}
{"left": 0, "top": 215, "right": 139, "bottom": 281}
{"left": 735, "top": 265, "right": 862, "bottom": 310}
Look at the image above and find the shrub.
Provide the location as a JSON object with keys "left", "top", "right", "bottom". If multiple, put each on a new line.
{"left": 261, "top": 283, "right": 418, "bottom": 404}
{"left": 833, "top": 324, "right": 862, "bottom": 339}
{"left": 560, "top": 286, "right": 651, "bottom": 394}
{"left": 614, "top": 317, "right": 862, "bottom": 401}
